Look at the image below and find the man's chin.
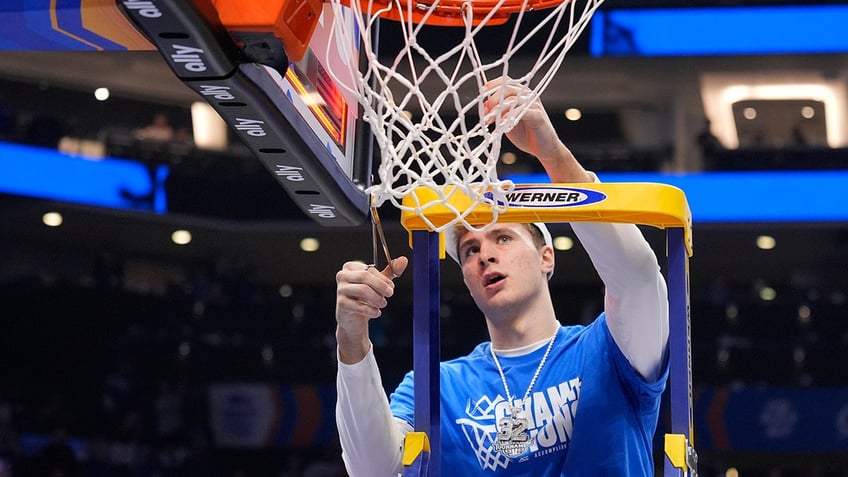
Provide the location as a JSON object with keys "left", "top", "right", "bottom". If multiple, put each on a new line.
{"left": 472, "top": 292, "right": 513, "bottom": 314}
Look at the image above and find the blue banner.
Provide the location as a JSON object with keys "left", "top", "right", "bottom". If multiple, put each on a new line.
{"left": 0, "top": 141, "right": 167, "bottom": 213}
{"left": 693, "top": 387, "right": 848, "bottom": 452}
{"left": 508, "top": 170, "right": 848, "bottom": 224}
{"left": 591, "top": 6, "right": 848, "bottom": 57}
{"left": 207, "top": 383, "right": 339, "bottom": 449}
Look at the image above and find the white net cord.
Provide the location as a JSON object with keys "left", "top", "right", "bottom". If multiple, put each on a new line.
{"left": 324, "top": 0, "right": 605, "bottom": 232}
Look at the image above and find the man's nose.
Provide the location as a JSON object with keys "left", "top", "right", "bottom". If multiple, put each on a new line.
{"left": 478, "top": 245, "right": 497, "bottom": 266}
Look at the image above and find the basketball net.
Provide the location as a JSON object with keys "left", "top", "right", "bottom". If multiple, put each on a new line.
{"left": 324, "top": 0, "right": 604, "bottom": 232}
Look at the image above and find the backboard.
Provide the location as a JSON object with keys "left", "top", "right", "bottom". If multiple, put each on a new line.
{"left": 0, "top": 0, "right": 370, "bottom": 227}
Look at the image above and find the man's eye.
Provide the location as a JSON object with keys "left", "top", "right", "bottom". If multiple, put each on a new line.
{"left": 464, "top": 246, "right": 479, "bottom": 257}
{"left": 498, "top": 235, "right": 511, "bottom": 243}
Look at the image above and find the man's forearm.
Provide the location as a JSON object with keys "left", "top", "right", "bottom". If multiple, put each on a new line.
{"left": 537, "top": 143, "right": 595, "bottom": 184}
{"left": 336, "top": 346, "right": 405, "bottom": 476}
{"left": 336, "top": 326, "right": 372, "bottom": 365}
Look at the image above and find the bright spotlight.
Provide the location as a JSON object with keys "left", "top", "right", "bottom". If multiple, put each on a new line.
{"left": 94, "top": 87, "right": 110, "bottom": 101}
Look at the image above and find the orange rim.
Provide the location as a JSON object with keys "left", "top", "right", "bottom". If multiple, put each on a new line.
{"left": 339, "top": 0, "right": 567, "bottom": 26}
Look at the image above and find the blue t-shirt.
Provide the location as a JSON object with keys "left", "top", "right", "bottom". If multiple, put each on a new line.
{"left": 389, "top": 315, "right": 668, "bottom": 476}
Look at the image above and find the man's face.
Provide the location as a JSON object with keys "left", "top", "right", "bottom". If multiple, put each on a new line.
{"left": 456, "top": 223, "right": 553, "bottom": 314}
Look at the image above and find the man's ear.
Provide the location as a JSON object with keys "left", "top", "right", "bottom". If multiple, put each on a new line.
{"left": 540, "top": 245, "right": 555, "bottom": 276}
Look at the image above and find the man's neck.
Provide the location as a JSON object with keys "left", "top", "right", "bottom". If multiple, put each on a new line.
{"left": 485, "top": 298, "right": 559, "bottom": 349}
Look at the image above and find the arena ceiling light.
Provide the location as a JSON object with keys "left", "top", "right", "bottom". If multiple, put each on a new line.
{"left": 700, "top": 72, "right": 848, "bottom": 149}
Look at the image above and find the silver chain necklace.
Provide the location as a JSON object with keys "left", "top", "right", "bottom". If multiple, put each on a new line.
{"left": 489, "top": 327, "right": 559, "bottom": 458}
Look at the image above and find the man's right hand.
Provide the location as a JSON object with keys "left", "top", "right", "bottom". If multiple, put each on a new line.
{"left": 335, "top": 257, "right": 408, "bottom": 364}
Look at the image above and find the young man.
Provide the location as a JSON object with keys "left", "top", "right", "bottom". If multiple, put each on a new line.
{"left": 334, "top": 83, "right": 669, "bottom": 475}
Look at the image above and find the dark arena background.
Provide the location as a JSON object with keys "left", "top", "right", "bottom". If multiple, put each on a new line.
{"left": 1, "top": 1, "right": 848, "bottom": 476}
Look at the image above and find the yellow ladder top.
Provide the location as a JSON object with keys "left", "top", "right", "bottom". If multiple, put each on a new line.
{"left": 400, "top": 182, "right": 693, "bottom": 257}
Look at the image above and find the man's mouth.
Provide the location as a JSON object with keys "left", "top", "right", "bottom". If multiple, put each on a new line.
{"left": 485, "top": 274, "right": 505, "bottom": 286}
